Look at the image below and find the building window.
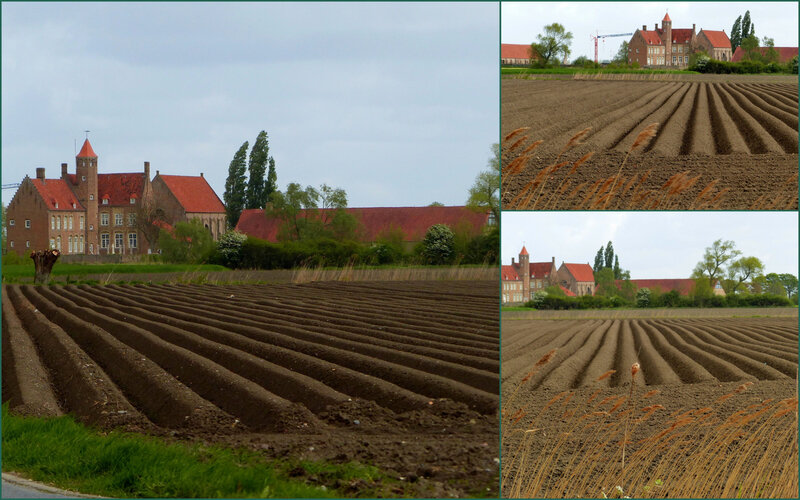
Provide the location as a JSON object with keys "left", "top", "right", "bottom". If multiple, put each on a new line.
{"left": 82, "top": 175, "right": 86, "bottom": 181}
{"left": 50, "top": 238, "right": 55, "bottom": 249}
{"left": 9, "top": 241, "right": 13, "bottom": 248}
{"left": 89, "top": 224, "right": 94, "bottom": 231}
{"left": 69, "top": 216, "right": 73, "bottom": 230}
{"left": 89, "top": 194, "right": 94, "bottom": 200}
{"left": 102, "top": 198, "right": 109, "bottom": 205}
{"left": 56, "top": 216, "right": 61, "bottom": 230}
{"left": 68, "top": 236, "right": 73, "bottom": 253}
{"left": 636, "top": 48, "right": 639, "bottom": 53}
{"left": 130, "top": 198, "right": 136, "bottom": 205}
{"left": 80, "top": 215, "right": 85, "bottom": 230}
{"left": 26, "top": 241, "right": 30, "bottom": 248}
{"left": 101, "top": 213, "right": 109, "bottom": 226}
{"left": 115, "top": 213, "right": 123, "bottom": 226}
{"left": 672, "top": 55, "right": 677, "bottom": 63}
{"left": 128, "top": 213, "right": 136, "bottom": 226}
{"left": 128, "top": 233, "right": 137, "bottom": 248}
{"left": 56, "top": 236, "right": 61, "bottom": 251}
{"left": 115, "top": 232, "right": 124, "bottom": 249}
{"left": 79, "top": 235, "right": 84, "bottom": 253}
{"left": 25, "top": 219, "right": 31, "bottom": 228}
{"left": 101, "top": 233, "right": 110, "bottom": 249}
{"left": 51, "top": 216, "right": 55, "bottom": 229}
{"left": 678, "top": 45, "right": 683, "bottom": 53}
{"left": 9, "top": 219, "right": 14, "bottom": 226}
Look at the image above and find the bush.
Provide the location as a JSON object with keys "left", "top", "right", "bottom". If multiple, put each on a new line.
{"left": 157, "top": 219, "right": 216, "bottom": 264}
{"left": 215, "top": 231, "right": 248, "bottom": 268}
{"left": 421, "top": 224, "right": 455, "bottom": 265}
{"left": 2, "top": 251, "right": 24, "bottom": 266}
{"left": 636, "top": 288, "right": 651, "bottom": 308}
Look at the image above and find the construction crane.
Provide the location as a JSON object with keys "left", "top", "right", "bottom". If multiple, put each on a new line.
{"left": 2, "top": 183, "right": 20, "bottom": 190}
{"left": 590, "top": 32, "right": 633, "bottom": 64}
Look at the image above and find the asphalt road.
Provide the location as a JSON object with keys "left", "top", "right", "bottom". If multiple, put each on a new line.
{"left": 1, "top": 476, "right": 90, "bottom": 498}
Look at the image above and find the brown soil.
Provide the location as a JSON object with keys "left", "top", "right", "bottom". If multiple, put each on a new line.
{"left": 502, "top": 317, "right": 799, "bottom": 497}
{"left": 502, "top": 79, "right": 799, "bottom": 209}
{"left": 2, "top": 281, "right": 500, "bottom": 497}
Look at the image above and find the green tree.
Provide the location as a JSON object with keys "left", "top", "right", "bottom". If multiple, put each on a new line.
{"left": 636, "top": 288, "right": 651, "bottom": 308}
{"left": 428, "top": 201, "right": 445, "bottom": 207}
{"left": 741, "top": 34, "right": 761, "bottom": 61}
{"left": 692, "top": 277, "right": 715, "bottom": 305}
{"left": 245, "top": 131, "right": 274, "bottom": 210}
{"left": 761, "top": 37, "right": 779, "bottom": 63}
{"left": 731, "top": 15, "right": 742, "bottom": 52}
{"left": 422, "top": 224, "right": 455, "bottom": 265}
{"left": 613, "top": 255, "right": 621, "bottom": 280}
{"left": 692, "top": 239, "right": 741, "bottom": 287}
{"left": 157, "top": 219, "right": 216, "bottom": 264}
{"left": 603, "top": 241, "right": 614, "bottom": 269}
{"left": 727, "top": 256, "right": 764, "bottom": 294}
{"left": 215, "top": 230, "right": 248, "bottom": 268}
{"left": 741, "top": 11, "right": 753, "bottom": 43}
{"left": 265, "top": 157, "right": 277, "bottom": 205}
{"left": 267, "top": 183, "right": 321, "bottom": 241}
{"left": 594, "top": 267, "right": 617, "bottom": 297}
{"left": 1, "top": 203, "right": 6, "bottom": 246}
{"left": 572, "top": 55, "right": 595, "bottom": 67}
{"left": 593, "top": 247, "right": 604, "bottom": 273}
{"left": 777, "top": 273, "right": 798, "bottom": 298}
{"left": 763, "top": 273, "right": 787, "bottom": 296}
{"left": 614, "top": 41, "right": 630, "bottom": 64}
{"left": 223, "top": 141, "right": 249, "bottom": 228}
{"left": 531, "top": 23, "right": 573, "bottom": 67}
{"left": 467, "top": 143, "right": 500, "bottom": 224}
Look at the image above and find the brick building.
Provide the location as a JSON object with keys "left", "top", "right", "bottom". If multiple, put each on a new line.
{"left": 616, "top": 278, "right": 725, "bottom": 296}
{"left": 501, "top": 246, "right": 590, "bottom": 304}
{"left": 501, "top": 44, "right": 535, "bottom": 66}
{"left": 731, "top": 46, "right": 799, "bottom": 63}
{"left": 5, "top": 139, "right": 226, "bottom": 256}
{"left": 628, "top": 12, "right": 731, "bottom": 67}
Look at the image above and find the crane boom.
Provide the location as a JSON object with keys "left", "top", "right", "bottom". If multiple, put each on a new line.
{"left": 590, "top": 32, "right": 633, "bottom": 63}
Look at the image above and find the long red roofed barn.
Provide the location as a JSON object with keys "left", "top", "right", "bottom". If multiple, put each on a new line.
{"left": 236, "top": 206, "right": 489, "bottom": 249}
{"left": 5, "top": 139, "right": 226, "bottom": 256}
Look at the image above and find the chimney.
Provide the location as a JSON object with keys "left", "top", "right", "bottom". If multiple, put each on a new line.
{"left": 552, "top": 257, "right": 555, "bottom": 264}
{"left": 511, "top": 257, "right": 515, "bottom": 265}
{"left": 144, "top": 161, "right": 150, "bottom": 179}
{"left": 693, "top": 23, "right": 696, "bottom": 32}
{"left": 61, "top": 163, "right": 68, "bottom": 177}
{"left": 655, "top": 23, "right": 658, "bottom": 30}
{"left": 642, "top": 24, "right": 647, "bottom": 31}
{"left": 200, "top": 172, "right": 204, "bottom": 178}
{"left": 156, "top": 170, "right": 160, "bottom": 176}
{"left": 36, "top": 167, "right": 45, "bottom": 181}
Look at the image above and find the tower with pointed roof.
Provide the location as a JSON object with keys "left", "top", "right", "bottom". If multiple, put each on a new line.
{"left": 519, "top": 245, "right": 530, "bottom": 302}
{"left": 662, "top": 12, "right": 672, "bottom": 64}
{"left": 75, "top": 139, "right": 99, "bottom": 253}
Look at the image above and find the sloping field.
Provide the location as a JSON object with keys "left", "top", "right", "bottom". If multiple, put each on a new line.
{"left": 2, "top": 281, "right": 499, "bottom": 495}
{"left": 502, "top": 79, "right": 799, "bottom": 209}
{"left": 503, "top": 318, "right": 797, "bottom": 389}
{"left": 502, "top": 317, "right": 799, "bottom": 497}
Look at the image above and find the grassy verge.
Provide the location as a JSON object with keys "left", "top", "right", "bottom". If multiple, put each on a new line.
{"left": 2, "top": 263, "right": 227, "bottom": 280}
{"left": 1, "top": 406, "right": 393, "bottom": 498}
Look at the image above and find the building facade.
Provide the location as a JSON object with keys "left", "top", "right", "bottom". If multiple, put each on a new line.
{"left": 501, "top": 246, "right": 590, "bottom": 304}
{"left": 628, "top": 13, "right": 730, "bottom": 67}
{"left": 6, "top": 139, "right": 226, "bottom": 256}
{"left": 501, "top": 44, "right": 534, "bottom": 66}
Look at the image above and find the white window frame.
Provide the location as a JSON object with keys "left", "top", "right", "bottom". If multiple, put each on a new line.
{"left": 130, "top": 198, "right": 136, "bottom": 205}
{"left": 102, "top": 198, "right": 109, "bottom": 205}
{"left": 115, "top": 232, "right": 124, "bottom": 249}
{"left": 9, "top": 241, "right": 13, "bottom": 248}
{"left": 128, "top": 232, "right": 137, "bottom": 249}
{"left": 50, "top": 238, "right": 55, "bottom": 249}
{"left": 100, "top": 233, "right": 110, "bottom": 249}
{"left": 51, "top": 216, "right": 55, "bottom": 229}
{"left": 80, "top": 215, "right": 85, "bottom": 230}
{"left": 115, "top": 213, "right": 123, "bottom": 226}
{"left": 69, "top": 216, "right": 73, "bottom": 230}
{"left": 56, "top": 216, "right": 61, "bottom": 230}
{"left": 128, "top": 213, "right": 136, "bottom": 226}
{"left": 9, "top": 219, "right": 14, "bottom": 226}
{"left": 26, "top": 241, "right": 30, "bottom": 248}
{"left": 101, "top": 213, "right": 109, "bottom": 226}
{"left": 89, "top": 194, "right": 94, "bottom": 200}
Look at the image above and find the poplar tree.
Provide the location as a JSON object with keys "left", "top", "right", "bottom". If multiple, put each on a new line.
{"left": 731, "top": 15, "right": 742, "bottom": 51}
{"left": 223, "top": 141, "right": 248, "bottom": 228}
{"left": 246, "top": 131, "right": 271, "bottom": 209}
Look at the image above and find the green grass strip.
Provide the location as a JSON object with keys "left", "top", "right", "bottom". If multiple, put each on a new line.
{"left": 1, "top": 406, "right": 386, "bottom": 498}
{"left": 501, "top": 66, "right": 699, "bottom": 75}
{"left": 1, "top": 263, "right": 228, "bottom": 279}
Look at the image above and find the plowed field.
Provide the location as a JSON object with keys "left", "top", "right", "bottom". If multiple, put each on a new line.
{"left": 502, "top": 80, "right": 799, "bottom": 209}
{"left": 502, "top": 317, "right": 799, "bottom": 497}
{"left": 2, "top": 281, "right": 499, "bottom": 497}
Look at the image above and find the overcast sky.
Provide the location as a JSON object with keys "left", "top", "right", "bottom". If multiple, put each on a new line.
{"left": 502, "top": 212, "right": 799, "bottom": 279}
{"left": 2, "top": 2, "right": 498, "bottom": 208}
{"left": 502, "top": 2, "right": 798, "bottom": 62}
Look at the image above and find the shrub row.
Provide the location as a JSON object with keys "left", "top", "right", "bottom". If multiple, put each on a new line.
{"left": 526, "top": 291, "right": 793, "bottom": 310}
{"left": 691, "top": 56, "right": 797, "bottom": 74}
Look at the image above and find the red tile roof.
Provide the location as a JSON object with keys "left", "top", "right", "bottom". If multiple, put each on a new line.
{"left": 502, "top": 44, "right": 532, "bottom": 60}
{"left": 662, "top": 12, "right": 671, "bottom": 22}
{"left": 501, "top": 265, "right": 520, "bottom": 281}
{"left": 639, "top": 29, "right": 663, "bottom": 45}
{"left": 237, "top": 206, "right": 488, "bottom": 243}
{"left": 562, "top": 263, "right": 594, "bottom": 283}
{"left": 30, "top": 178, "right": 83, "bottom": 211}
{"left": 77, "top": 139, "right": 97, "bottom": 158}
{"left": 560, "top": 285, "right": 576, "bottom": 297}
{"left": 731, "top": 46, "right": 798, "bottom": 63}
{"left": 158, "top": 175, "right": 225, "bottom": 213}
{"left": 97, "top": 173, "right": 145, "bottom": 206}
{"left": 670, "top": 28, "right": 693, "bottom": 44}
{"left": 530, "top": 262, "right": 553, "bottom": 279}
{"left": 624, "top": 278, "right": 696, "bottom": 296}
{"left": 700, "top": 30, "right": 730, "bottom": 48}
{"left": 519, "top": 245, "right": 528, "bottom": 256}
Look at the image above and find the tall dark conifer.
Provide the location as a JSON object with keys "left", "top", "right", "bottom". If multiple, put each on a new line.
{"left": 246, "top": 131, "right": 270, "bottom": 209}
{"left": 223, "top": 142, "right": 249, "bottom": 228}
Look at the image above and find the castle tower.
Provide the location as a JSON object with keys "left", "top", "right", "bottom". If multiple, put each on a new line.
{"left": 519, "top": 245, "right": 530, "bottom": 301}
{"left": 75, "top": 139, "right": 99, "bottom": 254}
{"left": 662, "top": 12, "right": 672, "bottom": 65}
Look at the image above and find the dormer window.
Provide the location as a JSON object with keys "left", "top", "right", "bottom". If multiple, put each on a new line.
{"left": 102, "top": 199, "right": 109, "bottom": 205}
{"left": 130, "top": 198, "right": 136, "bottom": 204}
{"left": 72, "top": 202, "right": 76, "bottom": 209}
